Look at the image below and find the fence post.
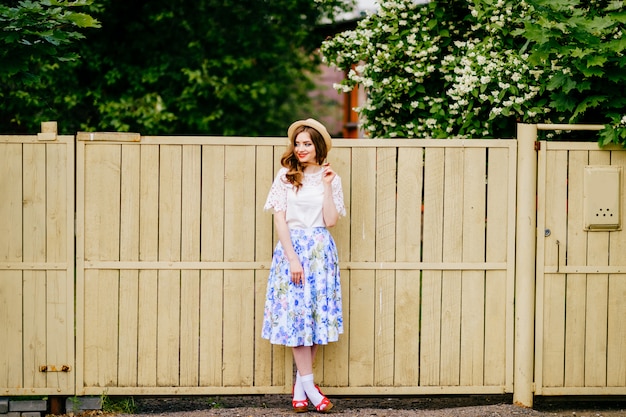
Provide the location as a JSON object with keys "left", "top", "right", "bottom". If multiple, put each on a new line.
{"left": 513, "top": 123, "right": 537, "bottom": 407}
{"left": 38, "top": 121, "right": 58, "bottom": 141}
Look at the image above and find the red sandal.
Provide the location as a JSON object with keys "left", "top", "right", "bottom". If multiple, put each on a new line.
{"left": 314, "top": 396, "right": 333, "bottom": 413}
{"left": 292, "top": 398, "right": 308, "bottom": 413}
{"left": 292, "top": 384, "right": 308, "bottom": 413}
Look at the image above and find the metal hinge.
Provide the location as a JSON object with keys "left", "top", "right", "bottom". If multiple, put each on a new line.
{"left": 534, "top": 141, "right": 541, "bottom": 151}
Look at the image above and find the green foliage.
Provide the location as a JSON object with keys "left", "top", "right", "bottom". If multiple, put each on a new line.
{"left": 100, "top": 392, "right": 136, "bottom": 414}
{"left": 322, "top": 0, "right": 626, "bottom": 145}
{"left": 0, "top": 0, "right": 99, "bottom": 131}
{"left": 207, "top": 397, "right": 224, "bottom": 409}
{"left": 518, "top": 0, "right": 626, "bottom": 145}
{"left": 66, "top": 396, "right": 82, "bottom": 413}
{"left": 1, "top": 0, "right": 355, "bottom": 135}
{"left": 0, "top": 0, "right": 100, "bottom": 83}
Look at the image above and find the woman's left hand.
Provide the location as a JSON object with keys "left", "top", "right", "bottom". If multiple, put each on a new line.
{"left": 322, "top": 162, "right": 336, "bottom": 184}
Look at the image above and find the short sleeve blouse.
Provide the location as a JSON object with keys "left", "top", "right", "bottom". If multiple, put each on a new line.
{"left": 264, "top": 167, "right": 346, "bottom": 229}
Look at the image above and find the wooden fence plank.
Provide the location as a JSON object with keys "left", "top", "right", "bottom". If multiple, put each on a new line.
{"left": 46, "top": 141, "right": 73, "bottom": 391}
{"left": 0, "top": 144, "right": 23, "bottom": 261}
{"left": 349, "top": 271, "right": 375, "bottom": 386}
{"left": 420, "top": 147, "right": 444, "bottom": 386}
{"left": 199, "top": 270, "right": 224, "bottom": 386}
{"left": 322, "top": 269, "right": 350, "bottom": 387}
{"left": 584, "top": 151, "right": 610, "bottom": 387}
{"left": 83, "top": 145, "right": 121, "bottom": 261}
{"left": 564, "top": 150, "right": 588, "bottom": 387}
{"left": 330, "top": 147, "right": 352, "bottom": 262}
{"left": 84, "top": 271, "right": 119, "bottom": 387}
{"left": 322, "top": 147, "right": 351, "bottom": 387}
{"left": 46, "top": 270, "right": 72, "bottom": 389}
{"left": 0, "top": 271, "right": 23, "bottom": 388}
{"left": 224, "top": 145, "right": 256, "bottom": 261}
{"left": 484, "top": 147, "right": 509, "bottom": 386}
{"left": 138, "top": 145, "right": 160, "bottom": 386}
{"left": 23, "top": 143, "right": 46, "bottom": 261}
{"left": 540, "top": 148, "right": 567, "bottom": 388}
{"left": 180, "top": 146, "right": 202, "bottom": 387}
{"left": 199, "top": 145, "right": 226, "bottom": 386}
{"left": 394, "top": 271, "right": 420, "bottom": 385}
{"left": 223, "top": 270, "right": 255, "bottom": 386}
{"left": 254, "top": 270, "right": 272, "bottom": 387}
{"left": 460, "top": 148, "right": 486, "bottom": 386}
{"left": 395, "top": 147, "right": 423, "bottom": 386}
{"left": 350, "top": 147, "right": 376, "bottom": 261}
{"left": 374, "top": 148, "right": 396, "bottom": 386}
{"left": 22, "top": 143, "right": 47, "bottom": 388}
{"left": 607, "top": 152, "right": 626, "bottom": 387}
{"left": 22, "top": 271, "right": 45, "bottom": 388}
{"left": 255, "top": 146, "right": 276, "bottom": 387}
{"left": 440, "top": 148, "right": 464, "bottom": 386}
{"left": 348, "top": 147, "right": 376, "bottom": 386}
{"left": 201, "top": 145, "right": 225, "bottom": 261}
{"left": 375, "top": 270, "right": 395, "bottom": 386}
{"left": 157, "top": 145, "right": 182, "bottom": 386}
{"left": 118, "top": 145, "right": 140, "bottom": 387}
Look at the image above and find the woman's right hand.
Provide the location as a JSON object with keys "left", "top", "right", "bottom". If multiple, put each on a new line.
{"left": 290, "top": 259, "right": 304, "bottom": 284}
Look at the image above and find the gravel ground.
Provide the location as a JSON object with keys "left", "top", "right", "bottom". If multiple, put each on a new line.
{"left": 110, "top": 394, "right": 626, "bottom": 417}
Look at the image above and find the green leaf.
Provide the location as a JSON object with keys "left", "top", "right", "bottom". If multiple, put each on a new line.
{"left": 579, "top": 65, "right": 604, "bottom": 77}
{"left": 66, "top": 12, "right": 100, "bottom": 28}
{"left": 586, "top": 55, "right": 607, "bottom": 67}
{"left": 547, "top": 72, "right": 576, "bottom": 92}
{"left": 550, "top": 92, "right": 577, "bottom": 112}
{"left": 605, "top": 1, "right": 624, "bottom": 12}
{"left": 572, "top": 95, "right": 606, "bottom": 119}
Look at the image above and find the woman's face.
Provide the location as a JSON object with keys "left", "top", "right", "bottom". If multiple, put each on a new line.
{"left": 294, "top": 131, "right": 317, "bottom": 165}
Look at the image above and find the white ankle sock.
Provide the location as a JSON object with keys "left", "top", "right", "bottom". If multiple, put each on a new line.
{"left": 293, "top": 371, "right": 306, "bottom": 401}
{"left": 300, "top": 373, "right": 323, "bottom": 405}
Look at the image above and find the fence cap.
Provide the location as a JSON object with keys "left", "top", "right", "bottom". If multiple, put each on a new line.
{"left": 77, "top": 132, "right": 141, "bottom": 142}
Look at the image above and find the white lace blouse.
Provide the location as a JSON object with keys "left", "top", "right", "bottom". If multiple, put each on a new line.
{"left": 264, "top": 167, "right": 346, "bottom": 229}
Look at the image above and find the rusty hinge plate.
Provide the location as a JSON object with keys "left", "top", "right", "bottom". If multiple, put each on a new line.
{"left": 534, "top": 141, "right": 541, "bottom": 151}
{"left": 40, "top": 365, "right": 71, "bottom": 372}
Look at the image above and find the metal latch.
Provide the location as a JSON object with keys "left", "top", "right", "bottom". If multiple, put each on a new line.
{"left": 40, "top": 365, "right": 71, "bottom": 372}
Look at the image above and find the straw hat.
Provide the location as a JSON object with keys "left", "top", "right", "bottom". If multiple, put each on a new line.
{"left": 287, "top": 118, "right": 332, "bottom": 151}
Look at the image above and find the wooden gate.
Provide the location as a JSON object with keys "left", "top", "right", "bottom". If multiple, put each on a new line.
{"left": 0, "top": 126, "right": 75, "bottom": 395}
{"left": 74, "top": 134, "right": 517, "bottom": 396}
{"left": 535, "top": 128, "right": 626, "bottom": 395}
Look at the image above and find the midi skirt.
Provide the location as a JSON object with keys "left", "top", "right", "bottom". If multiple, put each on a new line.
{"left": 262, "top": 227, "right": 343, "bottom": 347}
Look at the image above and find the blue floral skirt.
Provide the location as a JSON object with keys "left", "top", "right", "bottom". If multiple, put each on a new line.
{"left": 262, "top": 227, "right": 343, "bottom": 347}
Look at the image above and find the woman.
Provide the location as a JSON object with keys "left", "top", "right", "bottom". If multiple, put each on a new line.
{"left": 262, "top": 118, "right": 346, "bottom": 413}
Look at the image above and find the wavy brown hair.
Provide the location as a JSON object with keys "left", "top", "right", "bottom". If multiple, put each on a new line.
{"left": 280, "top": 125, "right": 329, "bottom": 190}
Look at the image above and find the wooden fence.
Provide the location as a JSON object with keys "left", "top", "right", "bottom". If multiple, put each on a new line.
{"left": 0, "top": 129, "right": 75, "bottom": 396}
{"left": 1, "top": 124, "right": 626, "bottom": 406}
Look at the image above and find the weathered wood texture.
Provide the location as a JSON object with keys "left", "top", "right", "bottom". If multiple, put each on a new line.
{"left": 536, "top": 142, "right": 626, "bottom": 395}
{"left": 73, "top": 137, "right": 516, "bottom": 396}
{"left": 0, "top": 135, "right": 75, "bottom": 395}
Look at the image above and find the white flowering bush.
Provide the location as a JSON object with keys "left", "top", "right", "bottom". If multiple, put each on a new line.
{"left": 322, "top": 0, "right": 626, "bottom": 145}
